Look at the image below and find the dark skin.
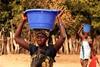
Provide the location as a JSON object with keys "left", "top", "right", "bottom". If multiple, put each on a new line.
{"left": 14, "top": 9, "right": 66, "bottom": 52}
{"left": 36, "top": 33, "right": 48, "bottom": 47}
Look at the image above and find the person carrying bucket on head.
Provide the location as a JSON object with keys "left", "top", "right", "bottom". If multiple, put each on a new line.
{"left": 14, "top": 8, "right": 66, "bottom": 67}
{"left": 77, "top": 20, "right": 93, "bottom": 67}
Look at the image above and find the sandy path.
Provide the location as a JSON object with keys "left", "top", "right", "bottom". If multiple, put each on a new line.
{"left": 0, "top": 54, "right": 100, "bottom": 67}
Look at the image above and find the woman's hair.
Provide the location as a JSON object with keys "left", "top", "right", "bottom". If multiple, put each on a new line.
{"left": 33, "top": 29, "right": 50, "bottom": 38}
{"left": 29, "top": 29, "right": 50, "bottom": 43}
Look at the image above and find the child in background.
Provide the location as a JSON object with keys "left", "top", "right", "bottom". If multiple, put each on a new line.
{"left": 78, "top": 24, "right": 92, "bottom": 67}
{"left": 89, "top": 49, "right": 100, "bottom": 67}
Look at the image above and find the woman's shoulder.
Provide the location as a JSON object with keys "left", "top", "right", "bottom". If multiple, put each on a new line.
{"left": 29, "top": 43, "right": 37, "bottom": 48}
{"left": 28, "top": 43, "right": 38, "bottom": 55}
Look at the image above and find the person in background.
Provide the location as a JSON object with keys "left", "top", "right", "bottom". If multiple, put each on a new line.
{"left": 14, "top": 9, "right": 66, "bottom": 67}
{"left": 77, "top": 24, "right": 92, "bottom": 67}
{"left": 89, "top": 49, "right": 100, "bottom": 67}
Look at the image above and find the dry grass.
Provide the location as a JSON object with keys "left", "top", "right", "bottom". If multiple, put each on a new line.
{"left": 0, "top": 54, "right": 100, "bottom": 67}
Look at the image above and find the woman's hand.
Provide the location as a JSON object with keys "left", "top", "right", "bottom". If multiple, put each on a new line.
{"left": 81, "top": 24, "right": 84, "bottom": 28}
{"left": 57, "top": 7, "right": 64, "bottom": 19}
{"left": 56, "top": 7, "right": 65, "bottom": 24}
{"left": 22, "top": 13, "right": 27, "bottom": 23}
{"left": 58, "top": 7, "right": 65, "bottom": 16}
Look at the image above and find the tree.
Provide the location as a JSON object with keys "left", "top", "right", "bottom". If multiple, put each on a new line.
{"left": 0, "top": 0, "right": 100, "bottom": 36}
{"left": 63, "top": 0, "right": 100, "bottom": 35}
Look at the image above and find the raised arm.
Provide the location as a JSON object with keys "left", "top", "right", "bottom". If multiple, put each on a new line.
{"left": 14, "top": 13, "right": 29, "bottom": 50}
{"left": 77, "top": 24, "right": 85, "bottom": 41}
{"left": 54, "top": 9, "right": 66, "bottom": 51}
{"left": 77, "top": 24, "right": 83, "bottom": 38}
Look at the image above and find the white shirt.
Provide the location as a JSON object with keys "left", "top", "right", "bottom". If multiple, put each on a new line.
{"left": 80, "top": 39, "right": 91, "bottom": 59}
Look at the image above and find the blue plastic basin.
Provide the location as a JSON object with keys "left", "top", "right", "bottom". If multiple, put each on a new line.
{"left": 83, "top": 23, "right": 91, "bottom": 33}
{"left": 24, "top": 9, "right": 60, "bottom": 31}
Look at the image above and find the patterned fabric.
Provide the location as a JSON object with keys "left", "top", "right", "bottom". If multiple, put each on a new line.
{"left": 31, "top": 53, "right": 53, "bottom": 67}
{"left": 33, "top": 29, "right": 50, "bottom": 37}
{"left": 29, "top": 44, "right": 56, "bottom": 67}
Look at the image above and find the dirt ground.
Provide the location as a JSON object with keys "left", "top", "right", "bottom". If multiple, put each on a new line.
{"left": 0, "top": 54, "right": 100, "bottom": 67}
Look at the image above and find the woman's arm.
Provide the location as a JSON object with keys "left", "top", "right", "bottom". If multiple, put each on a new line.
{"left": 77, "top": 24, "right": 83, "bottom": 38}
{"left": 14, "top": 14, "right": 29, "bottom": 50}
{"left": 54, "top": 9, "right": 66, "bottom": 51}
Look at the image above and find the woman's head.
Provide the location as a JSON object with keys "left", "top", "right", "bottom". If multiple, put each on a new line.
{"left": 35, "top": 29, "right": 50, "bottom": 47}
{"left": 83, "top": 32, "right": 89, "bottom": 38}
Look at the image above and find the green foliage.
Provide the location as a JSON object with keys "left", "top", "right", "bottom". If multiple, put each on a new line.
{"left": 0, "top": 0, "right": 99, "bottom": 36}
{"left": 63, "top": 0, "right": 100, "bottom": 35}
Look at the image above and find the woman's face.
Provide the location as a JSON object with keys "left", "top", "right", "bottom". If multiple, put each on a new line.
{"left": 84, "top": 32, "right": 88, "bottom": 38}
{"left": 36, "top": 33, "right": 47, "bottom": 46}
